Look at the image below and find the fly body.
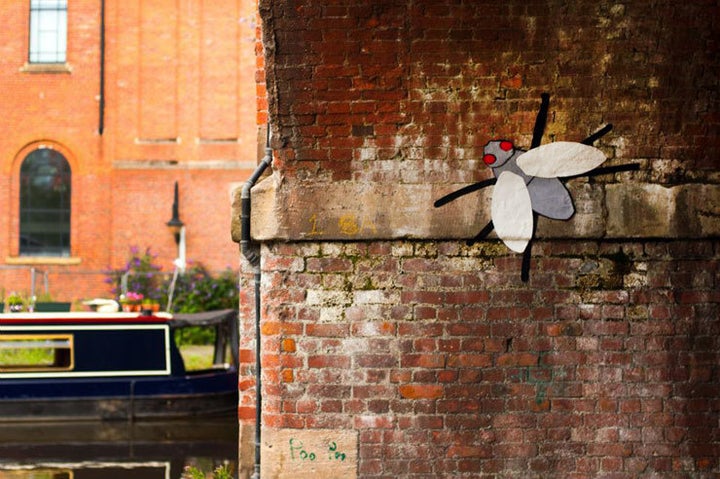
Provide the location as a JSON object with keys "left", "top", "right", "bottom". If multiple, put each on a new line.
{"left": 483, "top": 140, "right": 574, "bottom": 221}
{"left": 433, "top": 93, "right": 639, "bottom": 281}
{"left": 482, "top": 139, "right": 606, "bottom": 253}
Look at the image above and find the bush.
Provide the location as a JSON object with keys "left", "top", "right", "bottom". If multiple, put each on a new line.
{"left": 106, "top": 247, "right": 239, "bottom": 318}
{"left": 105, "top": 246, "right": 164, "bottom": 301}
{"left": 166, "top": 265, "right": 238, "bottom": 313}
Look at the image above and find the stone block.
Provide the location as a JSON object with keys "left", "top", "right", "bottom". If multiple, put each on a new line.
{"left": 239, "top": 174, "right": 720, "bottom": 243}
{"left": 606, "top": 184, "right": 720, "bottom": 238}
{"left": 262, "top": 428, "right": 358, "bottom": 479}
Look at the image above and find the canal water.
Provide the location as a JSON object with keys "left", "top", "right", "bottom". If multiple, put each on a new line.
{"left": 0, "top": 417, "right": 238, "bottom": 478}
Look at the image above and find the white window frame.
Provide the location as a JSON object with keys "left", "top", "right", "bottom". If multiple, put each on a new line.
{"left": 29, "top": 0, "right": 68, "bottom": 64}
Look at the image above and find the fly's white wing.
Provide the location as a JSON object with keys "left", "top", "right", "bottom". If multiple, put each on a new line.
{"left": 516, "top": 141, "right": 606, "bottom": 178}
{"left": 491, "top": 171, "right": 533, "bottom": 253}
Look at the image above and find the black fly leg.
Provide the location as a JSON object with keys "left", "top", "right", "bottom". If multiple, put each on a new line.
{"left": 521, "top": 242, "right": 533, "bottom": 282}
{"left": 434, "top": 178, "right": 497, "bottom": 208}
{"left": 574, "top": 124, "right": 640, "bottom": 179}
{"left": 581, "top": 124, "right": 613, "bottom": 145}
{"left": 520, "top": 213, "right": 539, "bottom": 282}
{"left": 582, "top": 163, "right": 640, "bottom": 178}
{"left": 518, "top": 93, "right": 550, "bottom": 282}
{"left": 434, "top": 179, "right": 497, "bottom": 248}
{"left": 466, "top": 220, "right": 494, "bottom": 246}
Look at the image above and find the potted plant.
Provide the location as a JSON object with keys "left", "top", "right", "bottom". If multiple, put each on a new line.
{"left": 118, "top": 294, "right": 129, "bottom": 311}
{"left": 141, "top": 297, "right": 161, "bottom": 314}
{"left": 6, "top": 292, "right": 25, "bottom": 313}
{"left": 120, "top": 291, "right": 144, "bottom": 312}
{"left": 32, "top": 293, "right": 72, "bottom": 312}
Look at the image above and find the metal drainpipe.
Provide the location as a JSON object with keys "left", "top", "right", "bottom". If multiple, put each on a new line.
{"left": 99, "top": 0, "right": 105, "bottom": 135}
{"left": 242, "top": 128, "right": 273, "bottom": 479}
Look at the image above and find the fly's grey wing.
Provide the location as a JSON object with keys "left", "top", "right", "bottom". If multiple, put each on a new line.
{"left": 527, "top": 177, "right": 575, "bottom": 220}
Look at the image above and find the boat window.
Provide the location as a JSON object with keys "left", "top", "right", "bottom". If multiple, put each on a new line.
{"left": 175, "top": 326, "right": 231, "bottom": 372}
{"left": 0, "top": 334, "right": 73, "bottom": 372}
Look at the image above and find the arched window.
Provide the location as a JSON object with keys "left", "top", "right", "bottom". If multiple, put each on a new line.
{"left": 19, "top": 148, "right": 71, "bottom": 256}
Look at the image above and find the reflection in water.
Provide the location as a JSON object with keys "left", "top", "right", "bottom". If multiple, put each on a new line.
{"left": 0, "top": 418, "right": 238, "bottom": 479}
{"left": 0, "top": 463, "right": 168, "bottom": 479}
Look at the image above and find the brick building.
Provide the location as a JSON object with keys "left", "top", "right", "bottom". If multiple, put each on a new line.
{"left": 236, "top": 1, "right": 719, "bottom": 478}
{"left": 0, "top": 1, "right": 257, "bottom": 302}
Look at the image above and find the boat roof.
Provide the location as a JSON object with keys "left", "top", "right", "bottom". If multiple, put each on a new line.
{"left": 0, "top": 309, "right": 236, "bottom": 327}
{"left": 170, "top": 309, "right": 237, "bottom": 328}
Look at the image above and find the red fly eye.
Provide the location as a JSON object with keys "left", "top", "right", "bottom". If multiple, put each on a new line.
{"left": 500, "top": 141, "right": 513, "bottom": 152}
{"left": 483, "top": 154, "right": 496, "bottom": 166}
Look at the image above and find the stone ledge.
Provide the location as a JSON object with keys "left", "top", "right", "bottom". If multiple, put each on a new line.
{"left": 5, "top": 256, "right": 82, "bottom": 266}
{"left": 232, "top": 173, "right": 719, "bottom": 243}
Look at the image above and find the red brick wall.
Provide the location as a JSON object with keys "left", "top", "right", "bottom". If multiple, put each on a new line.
{"left": 240, "top": 240, "right": 718, "bottom": 477}
{"left": 0, "top": 1, "right": 257, "bottom": 303}
{"left": 241, "top": 0, "right": 720, "bottom": 477}
{"left": 260, "top": 1, "right": 717, "bottom": 183}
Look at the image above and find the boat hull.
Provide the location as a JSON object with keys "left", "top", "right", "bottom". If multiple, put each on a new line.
{"left": 0, "top": 371, "right": 238, "bottom": 421}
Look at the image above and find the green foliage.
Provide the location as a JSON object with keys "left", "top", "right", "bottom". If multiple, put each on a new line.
{"left": 6, "top": 292, "right": 24, "bottom": 305}
{"left": 181, "top": 464, "right": 233, "bottom": 479}
{"left": 5, "top": 291, "right": 27, "bottom": 312}
{"left": 105, "top": 247, "right": 239, "bottom": 321}
{"left": 34, "top": 291, "right": 54, "bottom": 302}
{"left": 174, "top": 325, "right": 215, "bottom": 346}
{"left": 169, "top": 265, "right": 238, "bottom": 346}
{"left": 177, "top": 344, "right": 214, "bottom": 370}
{"left": 168, "top": 265, "right": 239, "bottom": 313}
{"left": 0, "top": 346, "right": 53, "bottom": 367}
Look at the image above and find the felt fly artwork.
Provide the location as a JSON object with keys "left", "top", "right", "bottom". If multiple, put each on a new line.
{"left": 434, "top": 93, "right": 639, "bottom": 282}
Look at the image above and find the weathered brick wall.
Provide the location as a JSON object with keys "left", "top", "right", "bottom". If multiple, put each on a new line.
{"left": 0, "top": 1, "right": 257, "bottom": 302}
{"left": 248, "top": 0, "right": 719, "bottom": 243}
{"left": 260, "top": 1, "right": 717, "bottom": 184}
{"left": 239, "top": 240, "right": 718, "bottom": 477}
{"left": 237, "top": 0, "right": 719, "bottom": 477}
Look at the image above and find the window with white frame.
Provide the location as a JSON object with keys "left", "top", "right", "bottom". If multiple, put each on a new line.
{"left": 29, "top": 0, "right": 67, "bottom": 64}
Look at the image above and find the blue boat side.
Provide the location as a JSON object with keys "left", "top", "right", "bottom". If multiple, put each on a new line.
{"left": 0, "top": 310, "right": 239, "bottom": 420}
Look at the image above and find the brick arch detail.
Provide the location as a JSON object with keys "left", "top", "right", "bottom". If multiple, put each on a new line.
{"left": 7, "top": 140, "right": 77, "bottom": 258}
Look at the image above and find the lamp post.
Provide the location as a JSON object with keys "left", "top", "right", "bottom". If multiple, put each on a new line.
{"left": 166, "top": 181, "right": 186, "bottom": 274}
{"left": 166, "top": 182, "right": 185, "bottom": 312}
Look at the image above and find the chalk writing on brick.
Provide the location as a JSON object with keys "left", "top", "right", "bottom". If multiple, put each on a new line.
{"left": 304, "top": 213, "right": 378, "bottom": 237}
{"left": 289, "top": 437, "right": 347, "bottom": 462}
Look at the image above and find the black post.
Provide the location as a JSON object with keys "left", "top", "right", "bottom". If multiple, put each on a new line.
{"left": 168, "top": 181, "right": 182, "bottom": 245}
{"left": 99, "top": 0, "right": 105, "bottom": 135}
{"left": 253, "top": 272, "right": 262, "bottom": 479}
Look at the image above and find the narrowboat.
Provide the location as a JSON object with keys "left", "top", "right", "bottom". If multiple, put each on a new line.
{"left": 0, "top": 309, "right": 239, "bottom": 421}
